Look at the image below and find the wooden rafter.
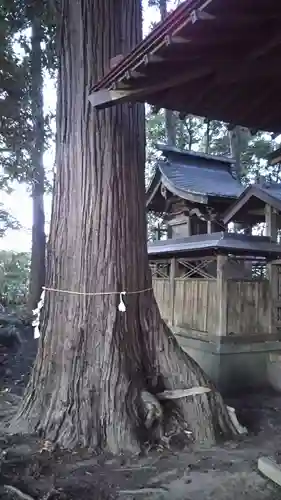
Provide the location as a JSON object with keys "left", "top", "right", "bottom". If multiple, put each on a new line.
{"left": 89, "top": 64, "right": 210, "bottom": 109}
{"left": 89, "top": 0, "right": 281, "bottom": 132}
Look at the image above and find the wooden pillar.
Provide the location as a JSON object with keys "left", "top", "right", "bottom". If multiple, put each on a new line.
{"left": 170, "top": 257, "right": 177, "bottom": 327}
{"left": 217, "top": 254, "right": 228, "bottom": 335}
{"left": 186, "top": 216, "right": 191, "bottom": 236}
{"left": 265, "top": 204, "right": 277, "bottom": 240}
{"left": 244, "top": 224, "right": 252, "bottom": 235}
{"left": 265, "top": 204, "right": 278, "bottom": 333}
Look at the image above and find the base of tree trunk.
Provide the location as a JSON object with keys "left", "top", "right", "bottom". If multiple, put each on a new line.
{"left": 9, "top": 297, "right": 241, "bottom": 454}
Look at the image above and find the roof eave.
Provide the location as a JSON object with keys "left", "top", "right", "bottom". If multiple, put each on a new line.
{"left": 157, "top": 143, "right": 235, "bottom": 165}
{"left": 146, "top": 169, "right": 162, "bottom": 208}
{"left": 160, "top": 170, "right": 208, "bottom": 204}
{"left": 222, "top": 185, "right": 281, "bottom": 225}
{"left": 222, "top": 186, "right": 255, "bottom": 225}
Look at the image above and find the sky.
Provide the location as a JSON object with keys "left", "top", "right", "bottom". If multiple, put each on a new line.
{"left": 0, "top": 0, "right": 161, "bottom": 253}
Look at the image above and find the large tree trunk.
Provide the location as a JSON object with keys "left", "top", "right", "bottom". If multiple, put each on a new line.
{"left": 159, "top": 0, "right": 176, "bottom": 146}
{"left": 11, "top": 0, "right": 239, "bottom": 453}
{"left": 28, "top": 12, "right": 46, "bottom": 311}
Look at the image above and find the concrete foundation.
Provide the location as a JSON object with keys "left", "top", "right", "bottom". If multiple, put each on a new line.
{"left": 267, "top": 352, "right": 281, "bottom": 392}
{"left": 173, "top": 328, "right": 281, "bottom": 395}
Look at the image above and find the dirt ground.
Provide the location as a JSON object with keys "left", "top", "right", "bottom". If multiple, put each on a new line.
{"left": 1, "top": 326, "right": 281, "bottom": 499}
{"left": 1, "top": 391, "right": 281, "bottom": 498}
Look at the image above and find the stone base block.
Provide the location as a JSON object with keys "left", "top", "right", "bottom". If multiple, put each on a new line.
{"left": 174, "top": 329, "right": 281, "bottom": 395}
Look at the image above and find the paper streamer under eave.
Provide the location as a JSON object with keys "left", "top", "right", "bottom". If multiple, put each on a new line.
{"left": 32, "top": 288, "right": 45, "bottom": 339}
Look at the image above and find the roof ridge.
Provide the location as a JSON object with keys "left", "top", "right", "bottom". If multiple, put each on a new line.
{"left": 158, "top": 143, "right": 235, "bottom": 165}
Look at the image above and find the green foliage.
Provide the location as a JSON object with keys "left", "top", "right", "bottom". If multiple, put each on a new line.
{"left": 0, "top": 0, "right": 56, "bottom": 190}
{"left": 0, "top": 203, "right": 20, "bottom": 236}
{"left": 0, "top": 8, "right": 33, "bottom": 186}
{"left": 0, "top": 250, "right": 30, "bottom": 305}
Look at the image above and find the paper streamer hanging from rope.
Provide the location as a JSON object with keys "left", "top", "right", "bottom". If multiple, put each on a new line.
{"left": 32, "top": 288, "right": 45, "bottom": 339}
{"left": 118, "top": 291, "right": 126, "bottom": 312}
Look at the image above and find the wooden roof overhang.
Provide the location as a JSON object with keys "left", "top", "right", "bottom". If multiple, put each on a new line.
{"left": 222, "top": 185, "right": 281, "bottom": 226}
{"left": 89, "top": 0, "right": 281, "bottom": 132}
{"left": 148, "top": 232, "right": 281, "bottom": 260}
{"left": 147, "top": 145, "right": 242, "bottom": 212}
{"left": 146, "top": 172, "right": 238, "bottom": 213}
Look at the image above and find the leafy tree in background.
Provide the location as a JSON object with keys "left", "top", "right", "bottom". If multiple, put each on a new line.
{"left": 0, "top": 3, "right": 32, "bottom": 186}
{"left": 0, "top": 0, "right": 56, "bottom": 309}
{"left": 0, "top": 205, "right": 20, "bottom": 237}
{"left": 148, "top": 0, "right": 176, "bottom": 146}
{"left": 0, "top": 1, "right": 32, "bottom": 235}
{"left": 0, "top": 250, "right": 30, "bottom": 306}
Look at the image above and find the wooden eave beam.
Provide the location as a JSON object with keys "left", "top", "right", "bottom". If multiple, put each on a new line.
{"left": 125, "top": 69, "right": 145, "bottom": 80}
{"left": 93, "top": 49, "right": 281, "bottom": 108}
{"left": 164, "top": 35, "right": 191, "bottom": 47}
{"left": 90, "top": 0, "right": 216, "bottom": 93}
{"left": 88, "top": 88, "right": 141, "bottom": 109}
{"left": 88, "top": 64, "right": 211, "bottom": 109}
{"left": 143, "top": 54, "right": 164, "bottom": 65}
{"left": 91, "top": 0, "right": 280, "bottom": 96}
{"left": 190, "top": 9, "right": 215, "bottom": 24}
{"left": 248, "top": 208, "right": 266, "bottom": 216}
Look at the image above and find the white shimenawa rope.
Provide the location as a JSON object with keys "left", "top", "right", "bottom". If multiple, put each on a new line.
{"left": 32, "top": 286, "right": 152, "bottom": 339}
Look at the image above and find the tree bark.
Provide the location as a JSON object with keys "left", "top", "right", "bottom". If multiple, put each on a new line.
{"left": 11, "top": 0, "right": 239, "bottom": 453}
{"left": 159, "top": 0, "right": 176, "bottom": 147}
{"left": 28, "top": 11, "right": 46, "bottom": 311}
{"left": 229, "top": 125, "right": 251, "bottom": 181}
